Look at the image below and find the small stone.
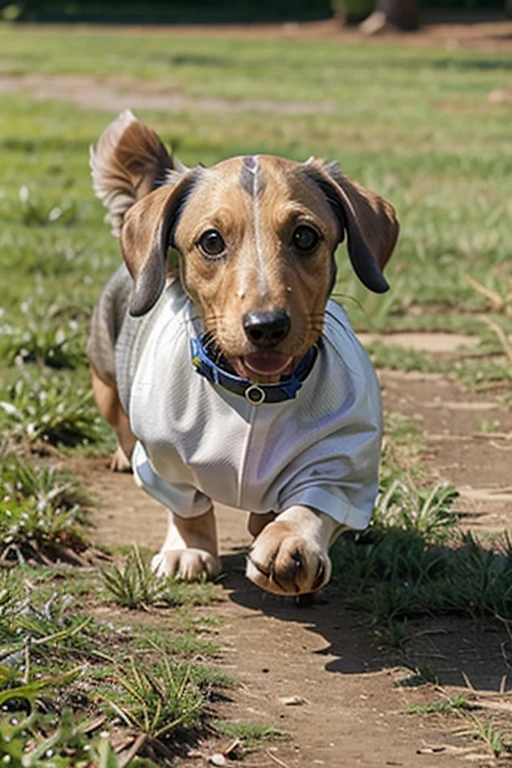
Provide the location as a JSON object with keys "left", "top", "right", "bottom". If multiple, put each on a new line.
{"left": 278, "top": 695, "right": 307, "bottom": 706}
{"left": 209, "top": 754, "right": 227, "bottom": 766}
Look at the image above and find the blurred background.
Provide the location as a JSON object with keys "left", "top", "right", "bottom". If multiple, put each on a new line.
{"left": 0, "top": 0, "right": 510, "bottom": 26}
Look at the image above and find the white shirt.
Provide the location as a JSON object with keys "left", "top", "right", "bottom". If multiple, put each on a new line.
{"left": 126, "top": 280, "right": 382, "bottom": 529}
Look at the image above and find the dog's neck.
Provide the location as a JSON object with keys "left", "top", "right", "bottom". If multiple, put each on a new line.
{"left": 190, "top": 335, "right": 319, "bottom": 406}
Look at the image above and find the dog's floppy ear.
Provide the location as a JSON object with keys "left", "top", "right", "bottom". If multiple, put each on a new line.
{"left": 304, "top": 159, "right": 399, "bottom": 293}
{"left": 91, "top": 110, "right": 188, "bottom": 236}
{"left": 121, "top": 172, "right": 199, "bottom": 317}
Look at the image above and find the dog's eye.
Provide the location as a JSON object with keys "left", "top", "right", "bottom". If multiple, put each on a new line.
{"left": 292, "top": 225, "right": 320, "bottom": 254}
{"left": 198, "top": 229, "right": 226, "bottom": 259}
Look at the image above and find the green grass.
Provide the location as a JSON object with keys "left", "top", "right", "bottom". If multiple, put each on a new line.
{"left": 100, "top": 546, "right": 219, "bottom": 609}
{"left": 330, "top": 407, "right": 512, "bottom": 634}
{"left": 0, "top": 26, "right": 510, "bottom": 394}
{"left": 211, "top": 720, "right": 287, "bottom": 749}
{"left": 0, "top": 562, "right": 224, "bottom": 764}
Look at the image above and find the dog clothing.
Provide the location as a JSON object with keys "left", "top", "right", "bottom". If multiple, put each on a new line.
{"left": 115, "top": 276, "right": 382, "bottom": 530}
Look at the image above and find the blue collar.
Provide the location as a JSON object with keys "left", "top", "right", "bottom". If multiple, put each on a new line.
{"left": 190, "top": 336, "right": 318, "bottom": 405}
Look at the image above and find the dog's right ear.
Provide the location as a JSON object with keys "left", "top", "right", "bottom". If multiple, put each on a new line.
{"left": 121, "top": 172, "right": 199, "bottom": 317}
{"left": 90, "top": 110, "right": 187, "bottom": 237}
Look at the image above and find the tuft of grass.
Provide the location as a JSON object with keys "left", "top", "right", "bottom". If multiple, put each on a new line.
{"left": 331, "top": 441, "right": 512, "bottom": 633}
{"left": 407, "top": 696, "right": 472, "bottom": 715}
{"left": 0, "top": 376, "right": 105, "bottom": 448}
{"left": 100, "top": 655, "right": 205, "bottom": 742}
{"left": 0, "top": 708, "right": 122, "bottom": 768}
{"left": 100, "top": 547, "right": 218, "bottom": 610}
{"left": 211, "top": 720, "right": 286, "bottom": 749}
{"left": 365, "top": 341, "right": 444, "bottom": 376}
{"left": 395, "top": 665, "right": 439, "bottom": 688}
{"left": 0, "top": 443, "right": 91, "bottom": 564}
{"left": 459, "top": 714, "right": 512, "bottom": 759}
{"left": 333, "top": 527, "right": 512, "bottom": 626}
{"left": 373, "top": 479, "right": 459, "bottom": 540}
{"left": 0, "top": 313, "right": 84, "bottom": 369}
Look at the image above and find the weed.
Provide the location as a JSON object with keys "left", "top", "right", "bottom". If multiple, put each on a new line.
{"left": 0, "top": 314, "right": 84, "bottom": 369}
{"left": 101, "top": 547, "right": 218, "bottom": 609}
{"left": 0, "top": 708, "right": 109, "bottom": 768}
{"left": 462, "top": 714, "right": 511, "bottom": 758}
{"left": 100, "top": 547, "right": 169, "bottom": 610}
{"left": 0, "top": 444, "right": 91, "bottom": 564}
{"left": 407, "top": 696, "right": 472, "bottom": 715}
{"left": 211, "top": 720, "right": 286, "bottom": 748}
{"left": 373, "top": 478, "right": 459, "bottom": 540}
{"left": 100, "top": 656, "right": 205, "bottom": 741}
{"left": 331, "top": 482, "right": 512, "bottom": 630}
{"left": 395, "top": 665, "right": 439, "bottom": 687}
{"left": 0, "top": 376, "right": 105, "bottom": 447}
{"left": 477, "top": 419, "right": 501, "bottom": 434}
{"left": 0, "top": 568, "right": 228, "bottom": 765}
{"left": 365, "top": 341, "right": 443, "bottom": 376}
{"left": 374, "top": 619, "right": 409, "bottom": 651}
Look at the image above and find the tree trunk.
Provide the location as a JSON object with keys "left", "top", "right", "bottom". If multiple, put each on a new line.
{"left": 360, "top": 0, "right": 419, "bottom": 33}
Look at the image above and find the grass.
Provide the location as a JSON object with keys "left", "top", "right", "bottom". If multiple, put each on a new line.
{"left": 407, "top": 696, "right": 472, "bottom": 715}
{"left": 211, "top": 720, "right": 287, "bottom": 749}
{"left": 330, "top": 409, "right": 512, "bottom": 634}
{"left": 0, "top": 443, "right": 92, "bottom": 564}
{"left": 100, "top": 547, "right": 218, "bottom": 609}
{"left": 0, "top": 20, "right": 511, "bottom": 764}
{"left": 0, "top": 561, "right": 225, "bottom": 765}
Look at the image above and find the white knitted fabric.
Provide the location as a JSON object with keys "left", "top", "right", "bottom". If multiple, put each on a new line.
{"left": 128, "top": 280, "right": 382, "bottom": 528}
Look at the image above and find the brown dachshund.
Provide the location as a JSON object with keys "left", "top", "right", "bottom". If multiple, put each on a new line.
{"left": 87, "top": 111, "right": 398, "bottom": 596}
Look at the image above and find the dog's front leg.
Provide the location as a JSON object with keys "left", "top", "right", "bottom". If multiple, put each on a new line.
{"left": 246, "top": 506, "right": 343, "bottom": 596}
{"left": 151, "top": 507, "right": 221, "bottom": 581}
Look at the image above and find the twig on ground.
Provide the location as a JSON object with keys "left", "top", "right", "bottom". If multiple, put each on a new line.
{"left": 264, "top": 750, "right": 292, "bottom": 768}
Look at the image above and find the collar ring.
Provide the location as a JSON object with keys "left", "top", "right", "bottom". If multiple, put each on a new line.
{"left": 245, "top": 384, "right": 266, "bottom": 405}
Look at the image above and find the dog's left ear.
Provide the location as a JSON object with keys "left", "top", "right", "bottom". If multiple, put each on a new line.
{"left": 304, "top": 159, "right": 399, "bottom": 293}
{"left": 121, "top": 171, "right": 199, "bottom": 317}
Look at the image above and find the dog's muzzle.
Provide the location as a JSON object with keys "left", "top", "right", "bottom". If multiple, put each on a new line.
{"left": 190, "top": 336, "right": 319, "bottom": 405}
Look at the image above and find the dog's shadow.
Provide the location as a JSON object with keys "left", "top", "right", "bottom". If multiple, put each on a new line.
{"left": 220, "top": 551, "right": 512, "bottom": 692}
{"left": 220, "top": 550, "right": 391, "bottom": 676}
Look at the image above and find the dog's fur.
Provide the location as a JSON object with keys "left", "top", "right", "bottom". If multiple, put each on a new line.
{"left": 87, "top": 110, "right": 399, "bottom": 596}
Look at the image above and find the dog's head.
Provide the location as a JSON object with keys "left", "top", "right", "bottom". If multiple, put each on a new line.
{"left": 92, "top": 112, "right": 399, "bottom": 383}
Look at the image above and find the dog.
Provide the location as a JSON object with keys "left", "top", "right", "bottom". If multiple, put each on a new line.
{"left": 87, "top": 110, "right": 399, "bottom": 596}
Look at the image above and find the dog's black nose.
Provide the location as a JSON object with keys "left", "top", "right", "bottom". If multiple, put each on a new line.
{"left": 243, "top": 310, "right": 291, "bottom": 347}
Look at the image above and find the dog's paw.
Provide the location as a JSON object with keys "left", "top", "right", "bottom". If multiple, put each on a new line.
{"left": 110, "top": 445, "right": 132, "bottom": 473}
{"left": 152, "top": 549, "right": 221, "bottom": 582}
{"left": 246, "top": 520, "right": 331, "bottom": 596}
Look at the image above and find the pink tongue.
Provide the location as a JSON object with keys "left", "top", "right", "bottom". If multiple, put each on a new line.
{"left": 244, "top": 352, "right": 292, "bottom": 376}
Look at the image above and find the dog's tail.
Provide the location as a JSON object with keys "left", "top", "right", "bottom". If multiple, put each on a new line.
{"left": 90, "top": 110, "right": 186, "bottom": 237}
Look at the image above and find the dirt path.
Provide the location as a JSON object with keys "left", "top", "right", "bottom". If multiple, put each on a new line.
{"left": 78, "top": 365, "right": 512, "bottom": 768}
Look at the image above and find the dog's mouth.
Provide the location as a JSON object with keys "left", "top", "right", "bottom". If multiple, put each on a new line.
{"left": 232, "top": 352, "right": 295, "bottom": 384}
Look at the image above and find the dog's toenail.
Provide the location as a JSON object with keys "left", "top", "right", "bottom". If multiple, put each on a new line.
{"left": 247, "top": 552, "right": 271, "bottom": 578}
{"left": 312, "top": 561, "right": 326, "bottom": 591}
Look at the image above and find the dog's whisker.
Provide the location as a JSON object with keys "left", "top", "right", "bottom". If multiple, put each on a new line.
{"left": 330, "top": 292, "right": 364, "bottom": 311}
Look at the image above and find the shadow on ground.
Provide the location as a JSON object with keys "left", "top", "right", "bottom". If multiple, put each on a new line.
{"left": 221, "top": 551, "right": 512, "bottom": 694}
